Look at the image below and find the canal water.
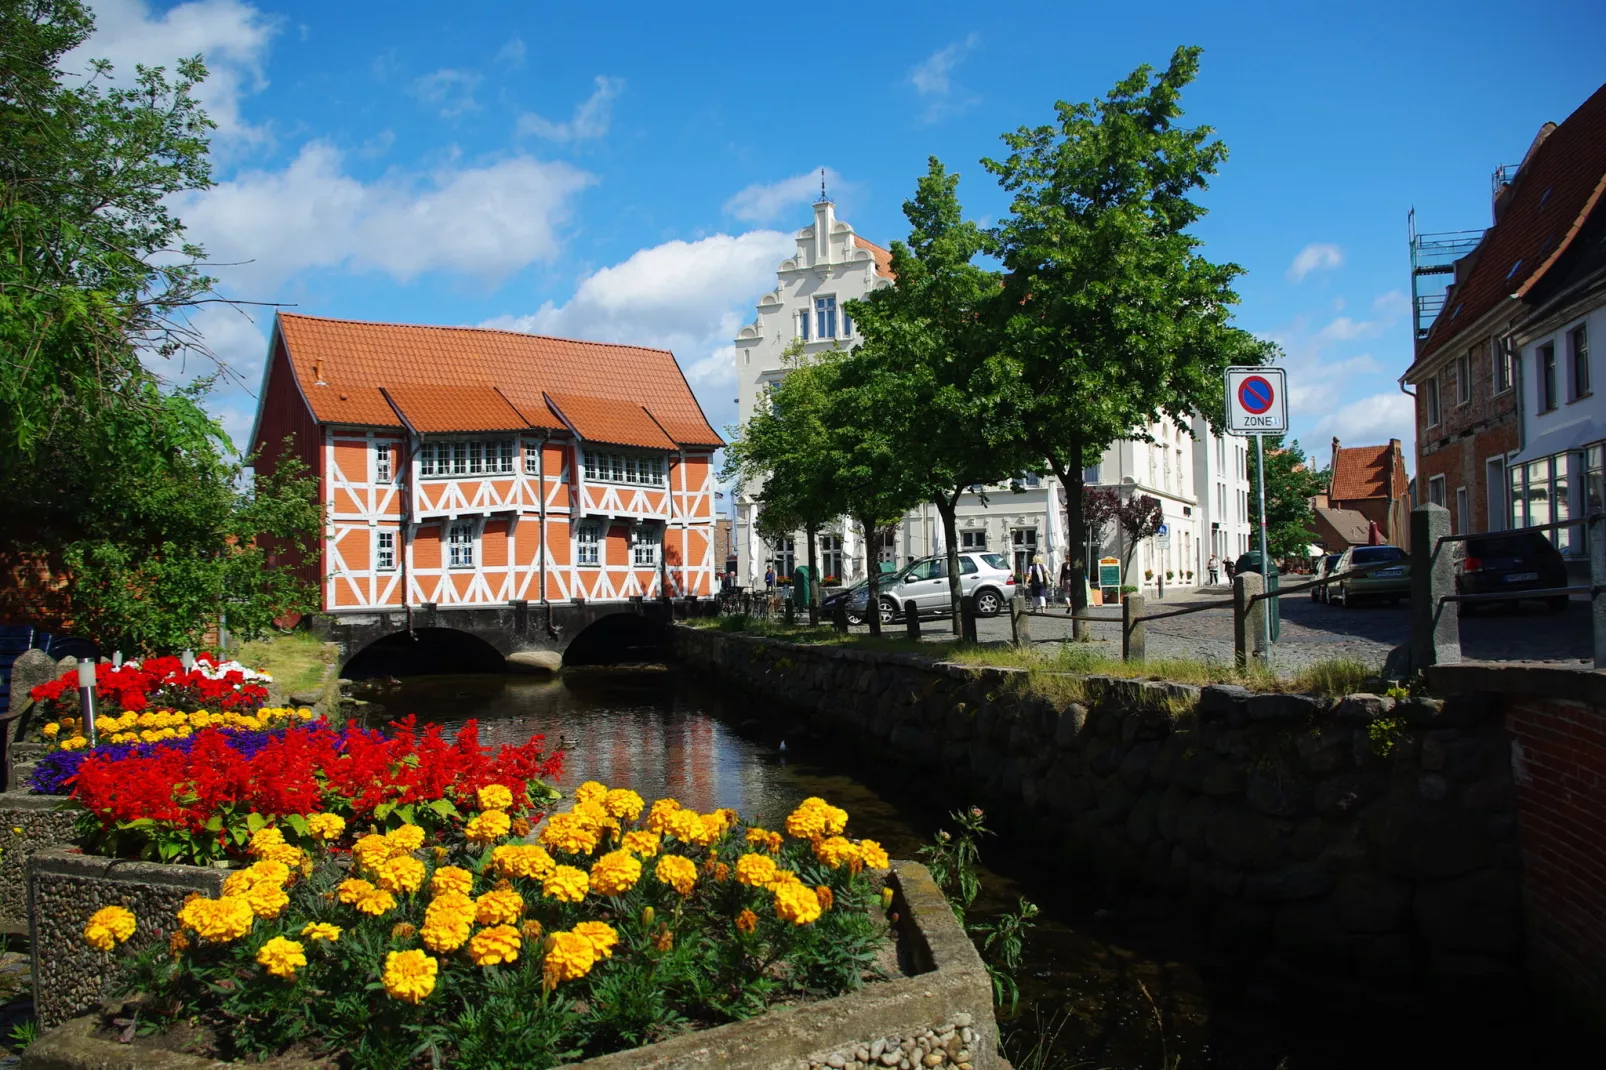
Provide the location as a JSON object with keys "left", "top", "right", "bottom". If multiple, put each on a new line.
{"left": 355, "top": 668, "right": 1575, "bottom": 1070}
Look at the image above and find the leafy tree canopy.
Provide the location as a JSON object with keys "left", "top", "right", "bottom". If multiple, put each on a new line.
{"left": 1248, "top": 436, "right": 1327, "bottom": 562}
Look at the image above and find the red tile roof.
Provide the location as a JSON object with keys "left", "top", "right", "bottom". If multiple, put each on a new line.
{"left": 381, "top": 385, "right": 532, "bottom": 434}
{"left": 1330, "top": 444, "right": 1395, "bottom": 502}
{"left": 273, "top": 313, "right": 722, "bottom": 447}
{"left": 854, "top": 235, "right": 895, "bottom": 280}
{"left": 543, "top": 392, "right": 679, "bottom": 451}
{"left": 1420, "top": 81, "right": 1606, "bottom": 362}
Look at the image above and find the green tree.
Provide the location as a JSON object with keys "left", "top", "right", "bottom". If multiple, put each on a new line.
{"left": 982, "top": 46, "right": 1272, "bottom": 636}
{"left": 845, "top": 158, "right": 1025, "bottom": 634}
{"left": 1248, "top": 436, "right": 1327, "bottom": 562}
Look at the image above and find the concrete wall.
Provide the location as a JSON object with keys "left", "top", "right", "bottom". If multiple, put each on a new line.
{"left": 675, "top": 627, "right": 1529, "bottom": 997}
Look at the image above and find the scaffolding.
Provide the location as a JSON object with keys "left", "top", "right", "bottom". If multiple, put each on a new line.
{"left": 1408, "top": 208, "right": 1484, "bottom": 343}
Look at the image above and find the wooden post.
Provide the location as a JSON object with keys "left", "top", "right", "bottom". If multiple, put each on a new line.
{"left": 1123, "top": 593, "right": 1145, "bottom": 662}
{"left": 904, "top": 601, "right": 921, "bottom": 640}
{"left": 1233, "top": 572, "right": 1266, "bottom": 668}
{"left": 960, "top": 595, "right": 978, "bottom": 644}
{"left": 1011, "top": 592, "right": 1031, "bottom": 648}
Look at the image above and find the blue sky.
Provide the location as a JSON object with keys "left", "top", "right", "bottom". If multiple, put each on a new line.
{"left": 76, "top": 0, "right": 1606, "bottom": 470}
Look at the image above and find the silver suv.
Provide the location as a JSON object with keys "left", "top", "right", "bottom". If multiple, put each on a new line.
{"left": 875, "top": 552, "right": 1015, "bottom": 623}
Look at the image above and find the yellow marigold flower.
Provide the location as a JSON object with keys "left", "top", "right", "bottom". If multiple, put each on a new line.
{"left": 490, "top": 844, "right": 555, "bottom": 881}
{"left": 355, "top": 886, "right": 397, "bottom": 917}
{"left": 745, "top": 827, "right": 774, "bottom": 850}
{"left": 391, "top": 921, "right": 417, "bottom": 941}
{"left": 542, "top": 931, "right": 596, "bottom": 988}
{"left": 654, "top": 854, "right": 697, "bottom": 897}
{"left": 83, "top": 906, "right": 136, "bottom": 951}
{"left": 645, "top": 798, "right": 681, "bottom": 833}
{"left": 512, "top": 816, "right": 532, "bottom": 838}
{"left": 821, "top": 805, "right": 847, "bottom": 835}
{"left": 712, "top": 861, "right": 730, "bottom": 883}
{"left": 734, "top": 853, "right": 778, "bottom": 888}
{"left": 620, "top": 830, "right": 660, "bottom": 858}
{"left": 572, "top": 920, "right": 619, "bottom": 959}
{"left": 573, "top": 780, "right": 608, "bottom": 806}
{"left": 474, "top": 887, "right": 524, "bottom": 925}
{"left": 652, "top": 926, "right": 674, "bottom": 952}
{"left": 177, "top": 896, "right": 254, "bottom": 943}
{"left": 168, "top": 931, "right": 190, "bottom": 957}
{"left": 300, "top": 922, "right": 341, "bottom": 942}
{"left": 539, "top": 813, "right": 599, "bottom": 856}
{"left": 815, "top": 885, "right": 834, "bottom": 911}
{"left": 382, "top": 949, "right": 438, "bottom": 1004}
{"left": 256, "top": 936, "right": 306, "bottom": 980}
{"left": 465, "top": 809, "right": 512, "bottom": 846}
{"left": 773, "top": 879, "right": 824, "bottom": 925}
{"left": 421, "top": 916, "right": 472, "bottom": 953}
{"left": 541, "top": 865, "right": 590, "bottom": 904}
{"left": 43, "top": 722, "right": 60, "bottom": 739}
{"left": 666, "top": 809, "right": 711, "bottom": 845}
{"left": 431, "top": 865, "right": 475, "bottom": 897}
{"left": 242, "top": 883, "right": 290, "bottom": 920}
{"left": 303, "top": 813, "right": 345, "bottom": 841}
{"left": 706, "top": 809, "right": 738, "bottom": 837}
{"left": 386, "top": 824, "right": 425, "bottom": 852}
{"left": 469, "top": 923, "right": 521, "bottom": 966}
{"left": 258, "top": 843, "right": 307, "bottom": 871}
{"left": 858, "top": 839, "right": 890, "bottom": 869}
{"left": 477, "top": 783, "right": 514, "bottom": 812}
{"left": 784, "top": 800, "right": 828, "bottom": 840}
{"left": 337, "top": 878, "right": 376, "bottom": 905}
{"left": 376, "top": 855, "right": 426, "bottom": 896}
{"left": 588, "top": 850, "right": 642, "bottom": 897}
{"left": 814, "top": 836, "right": 861, "bottom": 870}
{"left": 247, "top": 826, "right": 286, "bottom": 856}
{"left": 602, "top": 788, "right": 645, "bottom": 822}
{"left": 572, "top": 801, "right": 620, "bottom": 839}
{"left": 735, "top": 908, "right": 758, "bottom": 935}
{"left": 352, "top": 833, "right": 399, "bottom": 872}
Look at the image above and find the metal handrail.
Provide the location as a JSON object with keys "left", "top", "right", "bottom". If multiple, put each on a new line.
{"left": 1441, "top": 585, "right": 1594, "bottom": 605}
{"left": 1434, "top": 513, "right": 1605, "bottom": 548}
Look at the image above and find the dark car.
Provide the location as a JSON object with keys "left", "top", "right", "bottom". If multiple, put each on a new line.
{"left": 1455, "top": 531, "right": 1570, "bottom": 613}
{"left": 1311, "top": 553, "right": 1343, "bottom": 603}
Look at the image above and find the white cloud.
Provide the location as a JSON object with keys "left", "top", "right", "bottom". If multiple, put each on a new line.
{"left": 483, "top": 230, "right": 794, "bottom": 433}
{"left": 515, "top": 76, "right": 624, "bottom": 141}
{"left": 1287, "top": 242, "right": 1344, "bottom": 282}
{"left": 724, "top": 168, "right": 845, "bottom": 224}
{"left": 495, "top": 37, "right": 526, "bottom": 67}
{"left": 909, "top": 34, "right": 979, "bottom": 121}
{"left": 411, "top": 68, "right": 481, "bottom": 117}
{"left": 69, "top": 0, "right": 279, "bottom": 144}
{"left": 1317, "top": 316, "right": 1375, "bottom": 342}
{"left": 1313, "top": 392, "right": 1416, "bottom": 467}
{"left": 1372, "top": 288, "right": 1410, "bottom": 316}
{"left": 180, "top": 141, "right": 594, "bottom": 289}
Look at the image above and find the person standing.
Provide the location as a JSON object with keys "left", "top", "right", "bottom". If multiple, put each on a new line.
{"left": 764, "top": 565, "right": 776, "bottom": 592}
{"left": 1029, "top": 555, "right": 1049, "bottom": 610}
{"left": 1058, "top": 559, "right": 1074, "bottom": 610}
{"left": 1207, "top": 553, "right": 1219, "bottom": 586}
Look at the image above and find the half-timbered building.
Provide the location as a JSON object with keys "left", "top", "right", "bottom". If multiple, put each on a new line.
{"left": 249, "top": 313, "right": 722, "bottom": 614}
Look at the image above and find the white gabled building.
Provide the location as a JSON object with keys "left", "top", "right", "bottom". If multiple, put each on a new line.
{"left": 732, "top": 199, "right": 1253, "bottom": 591}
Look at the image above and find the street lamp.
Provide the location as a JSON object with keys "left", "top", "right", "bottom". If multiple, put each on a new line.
{"left": 77, "top": 658, "right": 98, "bottom": 747}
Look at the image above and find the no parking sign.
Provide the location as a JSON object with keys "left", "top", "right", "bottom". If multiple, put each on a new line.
{"left": 1225, "top": 367, "right": 1288, "bottom": 436}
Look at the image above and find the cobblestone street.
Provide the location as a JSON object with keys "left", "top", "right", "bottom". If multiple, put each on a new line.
{"left": 897, "top": 586, "right": 1594, "bottom": 673}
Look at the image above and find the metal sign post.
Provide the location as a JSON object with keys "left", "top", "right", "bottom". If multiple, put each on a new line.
{"left": 1225, "top": 367, "right": 1289, "bottom": 662}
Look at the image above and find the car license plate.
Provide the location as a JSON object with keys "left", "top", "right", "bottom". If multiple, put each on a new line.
{"left": 1377, "top": 567, "right": 1405, "bottom": 577}
{"left": 1506, "top": 572, "right": 1539, "bottom": 582}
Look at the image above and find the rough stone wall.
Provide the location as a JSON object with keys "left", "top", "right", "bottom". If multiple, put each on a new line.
{"left": 1, "top": 795, "right": 81, "bottom": 932}
{"left": 29, "top": 850, "right": 226, "bottom": 1028}
{"left": 675, "top": 628, "right": 1525, "bottom": 993}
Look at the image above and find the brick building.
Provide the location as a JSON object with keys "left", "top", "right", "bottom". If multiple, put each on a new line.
{"left": 1325, "top": 438, "right": 1411, "bottom": 544}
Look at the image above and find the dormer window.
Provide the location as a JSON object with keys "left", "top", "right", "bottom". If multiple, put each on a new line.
{"left": 582, "top": 449, "right": 666, "bottom": 486}
{"left": 815, "top": 296, "right": 838, "bottom": 339}
{"left": 418, "top": 439, "right": 515, "bottom": 477}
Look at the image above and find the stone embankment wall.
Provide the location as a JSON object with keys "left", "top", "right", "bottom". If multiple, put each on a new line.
{"left": 673, "top": 627, "right": 1526, "bottom": 995}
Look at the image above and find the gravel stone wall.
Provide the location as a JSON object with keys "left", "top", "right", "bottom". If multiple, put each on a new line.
{"left": 805, "top": 1015, "right": 980, "bottom": 1070}
{"left": 674, "top": 627, "right": 1525, "bottom": 995}
{"left": 29, "top": 850, "right": 226, "bottom": 1028}
{"left": 1, "top": 794, "right": 81, "bottom": 932}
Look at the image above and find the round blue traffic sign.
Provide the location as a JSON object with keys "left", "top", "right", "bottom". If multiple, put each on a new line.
{"left": 1238, "top": 375, "right": 1275, "bottom": 415}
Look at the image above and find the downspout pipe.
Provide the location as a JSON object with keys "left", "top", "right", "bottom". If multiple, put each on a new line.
{"left": 379, "top": 387, "right": 418, "bottom": 638}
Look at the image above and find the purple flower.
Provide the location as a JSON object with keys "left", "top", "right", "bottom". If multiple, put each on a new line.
{"left": 27, "top": 725, "right": 300, "bottom": 796}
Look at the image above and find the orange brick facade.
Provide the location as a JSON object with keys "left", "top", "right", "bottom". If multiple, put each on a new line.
{"left": 1414, "top": 336, "right": 1520, "bottom": 535}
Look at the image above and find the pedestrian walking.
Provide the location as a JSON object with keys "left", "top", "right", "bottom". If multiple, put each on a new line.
{"left": 1207, "top": 553, "right": 1219, "bottom": 586}
{"left": 764, "top": 565, "right": 776, "bottom": 592}
{"left": 1224, "top": 557, "right": 1236, "bottom": 582}
{"left": 1028, "top": 555, "right": 1049, "bottom": 610}
{"left": 1058, "top": 559, "right": 1074, "bottom": 610}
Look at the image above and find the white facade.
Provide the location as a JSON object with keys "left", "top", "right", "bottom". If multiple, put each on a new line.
{"left": 732, "top": 201, "right": 1251, "bottom": 589}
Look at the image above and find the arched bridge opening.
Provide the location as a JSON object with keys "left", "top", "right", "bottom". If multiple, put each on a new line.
{"left": 342, "top": 627, "right": 507, "bottom": 679}
{"left": 561, "top": 612, "right": 670, "bottom": 667}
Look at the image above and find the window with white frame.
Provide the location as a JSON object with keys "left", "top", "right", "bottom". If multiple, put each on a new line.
{"left": 1425, "top": 376, "right": 1441, "bottom": 427}
{"left": 576, "top": 522, "right": 601, "bottom": 566}
{"left": 815, "top": 295, "right": 838, "bottom": 339}
{"left": 418, "top": 439, "right": 515, "bottom": 477}
{"left": 960, "top": 530, "right": 987, "bottom": 550}
{"left": 524, "top": 441, "right": 540, "bottom": 475}
{"left": 1455, "top": 485, "right": 1469, "bottom": 534}
{"left": 822, "top": 534, "right": 844, "bottom": 579}
{"left": 374, "top": 443, "right": 392, "bottom": 483}
{"left": 447, "top": 522, "right": 475, "bottom": 568}
{"left": 1455, "top": 353, "right": 1471, "bottom": 405}
{"left": 1494, "top": 336, "right": 1515, "bottom": 394}
{"left": 1539, "top": 342, "right": 1558, "bottom": 411}
{"left": 581, "top": 449, "right": 666, "bottom": 486}
{"left": 797, "top": 308, "right": 810, "bottom": 341}
{"left": 375, "top": 530, "right": 396, "bottom": 570}
{"left": 1427, "top": 475, "right": 1447, "bottom": 507}
{"left": 633, "top": 526, "right": 660, "bottom": 567}
{"left": 842, "top": 309, "right": 853, "bottom": 338}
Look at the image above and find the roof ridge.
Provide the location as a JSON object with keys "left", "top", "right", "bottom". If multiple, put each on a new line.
{"left": 852, "top": 234, "right": 891, "bottom": 253}
{"left": 275, "top": 311, "right": 676, "bottom": 357}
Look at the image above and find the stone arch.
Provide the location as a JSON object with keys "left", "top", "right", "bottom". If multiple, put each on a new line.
{"left": 560, "top": 611, "right": 669, "bottom": 667}
{"left": 341, "top": 627, "right": 507, "bottom": 678}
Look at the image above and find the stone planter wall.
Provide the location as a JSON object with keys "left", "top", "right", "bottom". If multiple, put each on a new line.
{"left": 24, "top": 861, "right": 996, "bottom": 1070}
{"left": 673, "top": 626, "right": 1525, "bottom": 995}
{"left": 28, "top": 849, "right": 227, "bottom": 1029}
{"left": 1, "top": 793, "right": 80, "bottom": 933}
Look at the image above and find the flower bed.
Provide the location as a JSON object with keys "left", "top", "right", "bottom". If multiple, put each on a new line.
{"left": 29, "top": 654, "right": 273, "bottom": 723}
{"left": 72, "top": 787, "right": 898, "bottom": 1069}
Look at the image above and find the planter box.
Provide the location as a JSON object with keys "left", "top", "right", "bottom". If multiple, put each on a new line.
{"left": 27, "top": 849, "right": 227, "bottom": 1030}
{"left": 1, "top": 794, "right": 80, "bottom": 935}
{"left": 24, "top": 861, "right": 998, "bottom": 1070}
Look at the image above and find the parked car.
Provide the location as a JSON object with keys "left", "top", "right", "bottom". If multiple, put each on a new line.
{"left": 1330, "top": 545, "right": 1410, "bottom": 606}
{"left": 824, "top": 553, "right": 1015, "bottom": 625}
{"left": 1310, "top": 552, "right": 1343, "bottom": 603}
{"left": 821, "top": 579, "right": 872, "bottom": 625}
{"left": 1455, "top": 531, "right": 1570, "bottom": 613}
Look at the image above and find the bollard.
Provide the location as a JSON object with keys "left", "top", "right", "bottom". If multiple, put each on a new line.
{"left": 1123, "top": 593, "right": 1146, "bottom": 662}
{"left": 831, "top": 606, "right": 849, "bottom": 634}
{"left": 1410, "top": 504, "right": 1460, "bottom": 670}
{"left": 904, "top": 600, "right": 921, "bottom": 639}
{"left": 1593, "top": 515, "right": 1606, "bottom": 671}
{"left": 960, "top": 595, "right": 979, "bottom": 644}
{"left": 784, "top": 600, "right": 795, "bottom": 625}
{"left": 1233, "top": 573, "right": 1266, "bottom": 668}
{"left": 1010, "top": 593, "right": 1031, "bottom": 648}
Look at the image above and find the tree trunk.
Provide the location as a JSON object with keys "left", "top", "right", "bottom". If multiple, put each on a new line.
{"left": 806, "top": 523, "right": 819, "bottom": 625}
{"left": 936, "top": 492, "right": 963, "bottom": 636}
{"left": 861, "top": 515, "right": 882, "bottom": 637}
{"left": 1054, "top": 460, "right": 1089, "bottom": 640}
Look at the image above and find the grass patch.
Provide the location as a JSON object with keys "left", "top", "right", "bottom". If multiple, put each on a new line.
{"left": 235, "top": 630, "right": 335, "bottom": 695}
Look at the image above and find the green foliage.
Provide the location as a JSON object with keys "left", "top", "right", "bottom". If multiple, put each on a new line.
{"left": 1367, "top": 716, "right": 1405, "bottom": 756}
{"left": 6, "top": 1017, "right": 39, "bottom": 1049}
{"left": 1248, "top": 435, "right": 1328, "bottom": 561}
